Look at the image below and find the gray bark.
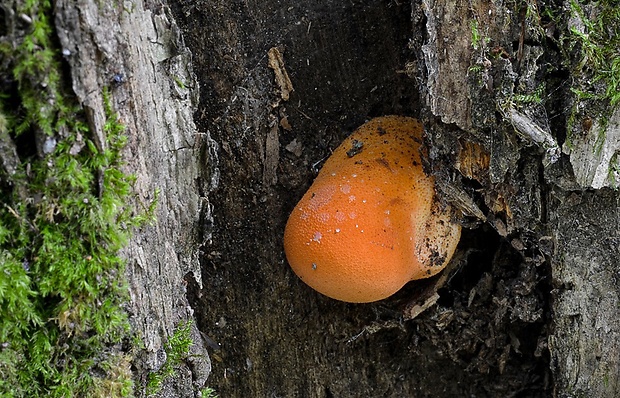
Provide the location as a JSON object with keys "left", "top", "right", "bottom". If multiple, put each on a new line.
{"left": 549, "top": 189, "right": 620, "bottom": 396}
{"left": 54, "top": 1, "right": 212, "bottom": 396}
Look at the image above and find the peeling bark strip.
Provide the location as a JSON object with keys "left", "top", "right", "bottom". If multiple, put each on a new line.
{"left": 52, "top": 3, "right": 108, "bottom": 151}
{"left": 54, "top": 1, "right": 211, "bottom": 395}
{"left": 505, "top": 107, "right": 560, "bottom": 166}
{"left": 567, "top": 106, "right": 620, "bottom": 189}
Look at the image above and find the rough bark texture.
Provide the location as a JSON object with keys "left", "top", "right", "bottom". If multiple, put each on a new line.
{"left": 54, "top": 1, "right": 212, "bottom": 395}
{"left": 49, "top": 0, "right": 620, "bottom": 396}
{"left": 548, "top": 188, "right": 620, "bottom": 396}
{"left": 564, "top": 6, "right": 620, "bottom": 190}
{"left": 419, "top": 1, "right": 620, "bottom": 397}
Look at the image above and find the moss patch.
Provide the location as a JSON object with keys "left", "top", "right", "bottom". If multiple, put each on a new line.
{"left": 0, "top": 1, "right": 149, "bottom": 396}
{"left": 568, "top": 0, "right": 620, "bottom": 107}
{"left": 145, "top": 321, "right": 194, "bottom": 396}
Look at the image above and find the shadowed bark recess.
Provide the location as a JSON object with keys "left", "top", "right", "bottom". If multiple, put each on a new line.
{"left": 172, "top": 0, "right": 557, "bottom": 396}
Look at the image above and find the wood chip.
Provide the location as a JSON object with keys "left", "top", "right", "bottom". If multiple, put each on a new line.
{"left": 268, "top": 47, "right": 294, "bottom": 101}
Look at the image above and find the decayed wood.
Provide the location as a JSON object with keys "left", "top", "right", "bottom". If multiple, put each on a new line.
{"left": 54, "top": 1, "right": 212, "bottom": 395}
{"left": 421, "top": 0, "right": 620, "bottom": 396}
{"left": 169, "top": 0, "right": 553, "bottom": 396}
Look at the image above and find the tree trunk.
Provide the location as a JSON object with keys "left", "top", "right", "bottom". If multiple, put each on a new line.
{"left": 36, "top": 0, "right": 620, "bottom": 396}
{"left": 53, "top": 1, "right": 213, "bottom": 396}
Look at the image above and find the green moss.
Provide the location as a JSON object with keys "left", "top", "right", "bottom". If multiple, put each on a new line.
{"left": 470, "top": 19, "right": 482, "bottom": 50}
{"left": 173, "top": 75, "right": 188, "bottom": 90}
{"left": 512, "top": 84, "right": 545, "bottom": 106}
{"left": 0, "top": 1, "right": 149, "bottom": 396}
{"left": 91, "top": 354, "right": 134, "bottom": 398}
{"left": 469, "top": 18, "right": 491, "bottom": 52}
{"left": 146, "top": 321, "right": 194, "bottom": 396}
{"left": 200, "top": 387, "right": 219, "bottom": 398}
{"left": 563, "top": 0, "right": 620, "bottom": 159}
{"left": 568, "top": 0, "right": 620, "bottom": 107}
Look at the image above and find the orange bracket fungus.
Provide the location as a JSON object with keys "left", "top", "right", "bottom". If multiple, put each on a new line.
{"left": 283, "top": 116, "right": 461, "bottom": 303}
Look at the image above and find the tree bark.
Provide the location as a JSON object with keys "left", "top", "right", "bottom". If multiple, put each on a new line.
{"left": 418, "top": 1, "right": 620, "bottom": 396}
{"left": 44, "top": 0, "right": 620, "bottom": 396}
{"left": 54, "top": 1, "right": 212, "bottom": 395}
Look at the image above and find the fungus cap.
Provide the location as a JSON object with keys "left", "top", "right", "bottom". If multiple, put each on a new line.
{"left": 284, "top": 116, "right": 461, "bottom": 303}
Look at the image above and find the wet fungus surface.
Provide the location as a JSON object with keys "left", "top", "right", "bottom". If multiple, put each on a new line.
{"left": 284, "top": 116, "right": 461, "bottom": 303}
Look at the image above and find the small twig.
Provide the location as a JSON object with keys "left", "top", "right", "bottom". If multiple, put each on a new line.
{"left": 503, "top": 106, "right": 560, "bottom": 165}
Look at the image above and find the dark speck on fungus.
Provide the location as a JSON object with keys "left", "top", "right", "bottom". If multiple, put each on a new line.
{"left": 346, "top": 139, "right": 364, "bottom": 158}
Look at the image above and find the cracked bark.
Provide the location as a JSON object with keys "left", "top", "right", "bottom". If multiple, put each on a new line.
{"left": 54, "top": 1, "right": 213, "bottom": 396}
